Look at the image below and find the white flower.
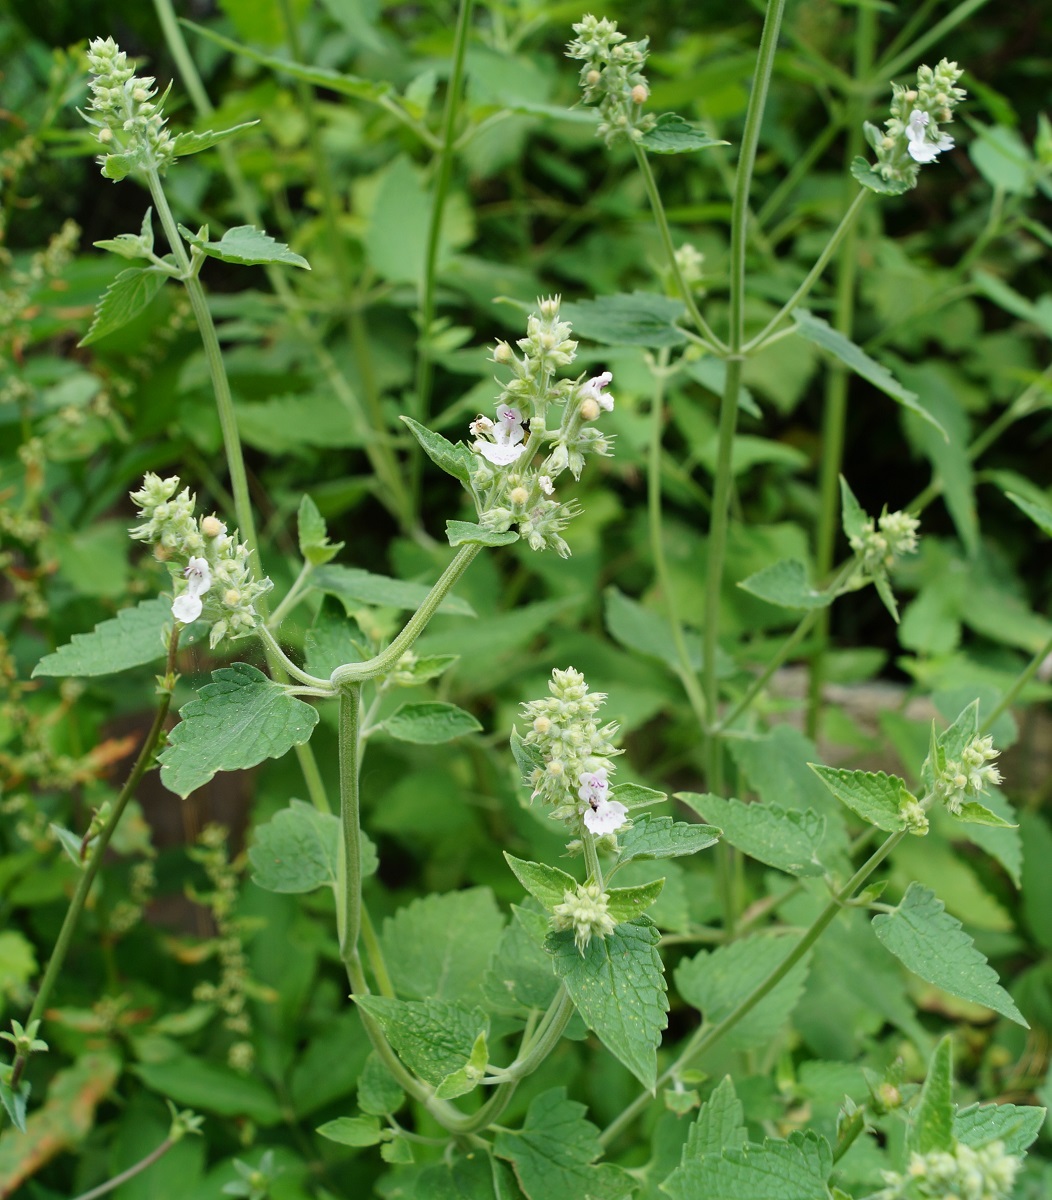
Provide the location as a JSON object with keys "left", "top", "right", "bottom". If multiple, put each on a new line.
{"left": 580, "top": 371, "right": 614, "bottom": 411}
{"left": 906, "top": 109, "right": 953, "bottom": 163}
{"left": 539, "top": 475, "right": 554, "bottom": 496}
{"left": 578, "top": 768, "right": 628, "bottom": 834}
{"left": 172, "top": 555, "right": 211, "bottom": 623}
{"left": 473, "top": 404, "right": 528, "bottom": 465}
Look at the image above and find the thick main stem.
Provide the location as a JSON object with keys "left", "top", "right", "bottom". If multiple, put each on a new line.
{"left": 337, "top": 686, "right": 364, "bottom": 966}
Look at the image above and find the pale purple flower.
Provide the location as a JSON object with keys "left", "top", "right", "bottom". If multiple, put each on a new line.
{"left": 905, "top": 109, "right": 953, "bottom": 163}
{"left": 172, "top": 555, "right": 211, "bottom": 623}
{"left": 473, "top": 404, "right": 528, "bottom": 465}
{"left": 580, "top": 371, "right": 614, "bottom": 411}
{"left": 578, "top": 768, "right": 628, "bottom": 834}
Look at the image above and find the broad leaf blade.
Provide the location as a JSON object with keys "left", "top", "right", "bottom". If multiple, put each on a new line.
{"left": 158, "top": 663, "right": 320, "bottom": 797}
{"left": 79, "top": 267, "right": 168, "bottom": 346}
{"left": 641, "top": 113, "right": 729, "bottom": 155}
{"left": 33, "top": 597, "right": 180, "bottom": 677}
{"left": 183, "top": 224, "right": 311, "bottom": 269}
{"left": 678, "top": 793, "right": 826, "bottom": 878}
{"left": 615, "top": 814, "right": 720, "bottom": 866}
{"left": 382, "top": 701, "right": 481, "bottom": 744}
{"left": 401, "top": 416, "right": 474, "bottom": 486}
{"left": 249, "top": 800, "right": 377, "bottom": 892}
{"left": 355, "top": 996, "right": 487, "bottom": 1090}
{"left": 809, "top": 765, "right": 912, "bottom": 833}
{"left": 562, "top": 292, "right": 688, "bottom": 347}
{"left": 738, "top": 559, "right": 833, "bottom": 610}
{"left": 312, "top": 563, "right": 475, "bottom": 616}
{"left": 446, "top": 520, "right": 518, "bottom": 548}
{"left": 909, "top": 1036, "right": 955, "bottom": 1156}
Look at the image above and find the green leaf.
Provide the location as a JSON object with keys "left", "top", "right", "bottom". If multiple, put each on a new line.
{"left": 605, "top": 585, "right": 699, "bottom": 671}
{"left": 482, "top": 904, "right": 559, "bottom": 1016}
{"left": 954, "top": 801, "right": 1017, "bottom": 828}
{"left": 394, "top": 654, "right": 460, "bottom": 685}
{"left": 955, "top": 1100, "right": 1048, "bottom": 1156}
{"left": 839, "top": 476, "right": 870, "bottom": 544}
{"left": 675, "top": 934, "right": 810, "bottom": 1052}
{"left": 1006, "top": 491, "right": 1052, "bottom": 537}
{"left": 678, "top": 793, "right": 826, "bottom": 878}
{"left": 93, "top": 207, "right": 154, "bottom": 260}
{"left": 50, "top": 822, "right": 87, "bottom": 867}
{"left": 357, "top": 1052, "right": 405, "bottom": 1117}
{"left": 641, "top": 113, "right": 728, "bottom": 155}
{"left": 182, "top": 224, "right": 310, "bottom": 269}
{"left": 158, "top": 663, "right": 320, "bottom": 798}
{"left": 235, "top": 392, "right": 362, "bottom": 454}
{"left": 434, "top": 1029, "right": 489, "bottom": 1100}
{"left": 561, "top": 292, "right": 688, "bottom": 347}
{"left": 548, "top": 917, "right": 668, "bottom": 1089}
{"left": 355, "top": 996, "right": 487, "bottom": 1091}
{"left": 737, "top": 558, "right": 833, "bottom": 610}
{"left": 382, "top": 701, "right": 481, "bottom": 744}
{"left": 504, "top": 854, "right": 579, "bottom": 910}
{"left": 809, "top": 765, "right": 912, "bottom": 833}
{"left": 400, "top": 416, "right": 475, "bottom": 487}
{"left": 494, "top": 1087, "right": 634, "bottom": 1200}
{"left": 615, "top": 814, "right": 720, "bottom": 866}
{"left": 172, "top": 119, "right": 260, "bottom": 157}
{"left": 910, "top": 1036, "right": 955, "bottom": 1157}
{"left": 445, "top": 520, "right": 519, "bottom": 548}
{"left": 970, "top": 124, "right": 1035, "bottom": 196}
{"left": 663, "top": 1131, "right": 833, "bottom": 1200}
{"left": 305, "top": 605, "right": 366, "bottom": 678}
{"left": 872, "top": 883, "right": 1027, "bottom": 1027}
{"left": 793, "top": 310, "right": 946, "bottom": 437}
{"left": 249, "top": 799, "right": 377, "bottom": 892}
{"left": 312, "top": 563, "right": 475, "bottom": 616}
{"left": 33, "top": 597, "right": 179, "bottom": 678}
{"left": 685, "top": 1076, "right": 747, "bottom": 1158}
{"left": 297, "top": 494, "right": 344, "bottom": 566}
{"left": 316, "top": 1115, "right": 383, "bottom": 1147}
{"left": 381, "top": 889, "right": 505, "bottom": 1003}
{"left": 134, "top": 1053, "right": 283, "bottom": 1124}
{"left": 610, "top": 781, "right": 667, "bottom": 809}
{"left": 0, "top": 1078, "right": 29, "bottom": 1133}
{"left": 605, "top": 879, "right": 665, "bottom": 923}
{"left": 972, "top": 269, "right": 1052, "bottom": 339}
{"left": 850, "top": 156, "right": 911, "bottom": 195}
{"left": 79, "top": 266, "right": 169, "bottom": 346}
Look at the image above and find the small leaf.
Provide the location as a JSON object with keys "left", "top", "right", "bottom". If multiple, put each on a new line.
{"left": 809, "top": 764, "right": 912, "bottom": 833}
{"left": 738, "top": 558, "right": 833, "bottom": 610}
{"left": 686, "top": 1076, "right": 747, "bottom": 1158}
{"left": 382, "top": 702, "right": 481, "bottom": 744}
{"left": 79, "top": 267, "right": 169, "bottom": 346}
{"left": 316, "top": 1115, "right": 383, "bottom": 1147}
{"left": 953, "top": 801, "right": 1017, "bottom": 828}
{"left": 446, "top": 520, "right": 519, "bottom": 548}
{"left": 249, "top": 799, "right": 377, "bottom": 893}
{"left": 33, "top": 597, "right": 185, "bottom": 678}
{"left": 562, "top": 292, "right": 688, "bottom": 347}
{"left": 93, "top": 207, "right": 154, "bottom": 260}
{"left": 610, "top": 781, "right": 667, "bottom": 809}
{"left": 909, "top": 1036, "right": 955, "bottom": 1157}
{"left": 172, "top": 120, "right": 260, "bottom": 157}
{"left": 679, "top": 793, "right": 826, "bottom": 878}
{"left": 355, "top": 996, "right": 488, "bottom": 1089}
{"left": 401, "top": 416, "right": 474, "bottom": 486}
{"left": 50, "top": 823, "right": 87, "bottom": 868}
{"left": 182, "top": 224, "right": 311, "bottom": 269}
{"left": 641, "top": 113, "right": 729, "bottom": 155}
{"left": 504, "top": 854, "right": 578, "bottom": 910}
{"left": 872, "top": 883, "right": 1027, "bottom": 1027}
{"left": 297, "top": 494, "right": 344, "bottom": 566}
{"left": 955, "top": 1100, "right": 1048, "bottom": 1156}
{"left": 357, "top": 1052, "right": 405, "bottom": 1117}
{"left": 1006, "top": 491, "right": 1052, "bottom": 537}
{"left": 839, "top": 476, "right": 870, "bottom": 544}
{"left": 548, "top": 917, "right": 668, "bottom": 1089}
{"left": 605, "top": 879, "right": 664, "bottom": 923}
{"left": 0, "top": 1078, "right": 30, "bottom": 1133}
{"left": 615, "top": 814, "right": 720, "bottom": 866}
{"left": 434, "top": 1028, "right": 489, "bottom": 1100}
{"left": 158, "top": 664, "right": 320, "bottom": 797}
{"left": 793, "top": 310, "right": 946, "bottom": 437}
{"left": 850, "top": 156, "right": 911, "bottom": 195}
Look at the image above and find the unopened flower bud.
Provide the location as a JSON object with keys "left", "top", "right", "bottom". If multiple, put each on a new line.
{"left": 587, "top": 69, "right": 601, "bottom": 85}
{"left": 509, "top": 486, "right": 529, "bottom": 506}
{"left": 223, "top": 589, "right": 241, "bottom": 606}
{"left": 631, "top": 84, "right": 648, "bottom": 104}
{"left": 98, "top": 127, "right": 113, "bottom": 143}
{"left": 201, "top": 515, "right": 224, "bottom": 537}
{"left": 580, "top": 397, "right": 600, "bottom": 421}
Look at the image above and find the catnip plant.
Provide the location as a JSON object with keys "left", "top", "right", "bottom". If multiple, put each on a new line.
{"left": 2, "top": 5, "right": 1050, "bottom": 1199}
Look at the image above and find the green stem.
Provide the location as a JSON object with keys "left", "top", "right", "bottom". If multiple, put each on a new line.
{"left": 256, "top": 624, "right": 333, "bottom": 689}
{"left": 582, "top": 831, "right": 603, "bottom": 889}
{"left": 599, "top": 827, "right": 906, "bottom": 1148}
{"left": 9, "top": 629, "right": 180, "bottom": 1090}
{"left": 982, "top": 633, "right": 1052, "bottom": 733}
{"left": 360, "top": 905, "right": 395, "bottom": 998}
{"left": 632, "top": 143, "right": 725, "bottom": 354}
{"left": 331, "top": 544, "right": 481, "bottom": 686}
{"left": 337, "top": 686, "right": 364, "bottom": 966}
{"left": 485, "top": 987, "right": 575, "bottom": 1085}
{"left": 412, "top": 0, "right": 475, "bottom": 457}
{"left": 807, "top": 3, "right": 877, "bottom": 741}
{"left": 876, "top": 0, "right": 992, "bottom": 79}
{"left": 72, "top": 1138, "right": 176, "bottom": 1200}
{"left": 648, "top": 351, "right": 708, "bottom": 731}
{"left": 266, "top": 560, "right": 314, "bottom": 629}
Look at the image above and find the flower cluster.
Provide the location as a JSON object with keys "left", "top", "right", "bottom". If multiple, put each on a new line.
{"left": 931, "top": 733, "right": 1003, "bottom": 816}
{"left": 518, "top": 668, "right": 627, "bottom": 836}
{"left": 865, "top": 59, "right": 967, "bottom": 188}
{"left": 467, "top": 297, "right": 614, "bottom": 557}
{"left": 850, "top": 508, "right": 920, "bottom": 576}
{"left": 82, "top": 37, "right": 175, "bottom": 180}
{"left": 876, "top": 1139, "right": 1021, "bottom": 1200}
{"left": 129, "top": 473, "right": 272, "bottom": 647}
{"left": 566, "top": 14, "right": 656, "bottom": 146}
{"left": 551, "top": 882, "right": 617, "bottom": 954}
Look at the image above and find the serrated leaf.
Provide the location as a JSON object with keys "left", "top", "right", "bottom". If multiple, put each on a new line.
{"left": 641, "top": 113, "right": 729, "bottom": 154}
{"left": 605, "top": 879, "right": 665, "bottom": 923}
{"left": 297, "top": 494, "right": 343, "bottom": 566}
{"left": 434, "top": 1029, "right": 489, "bottom": 1100}
{"left": 158, "top": 663, "right": 320, "bottom": 797}
{"left": 793, "top": 310, "right": 946, "bottom": 437}
{"left": 615, "top": 814, "right": 720, "bottom": 866}
{"left": 548, "top": 917, "right": 667, "bottom": 1089}
{"left": 381, "top": 889, "right": 505, "bottom": 1003}
{"left": 839, "top": 476, "right": 870, "bottom": 543}
{"left": 446, "top": 520, "right": 519, "bottom": 548}
{"left": 738, "top": 558, "right": 833, "bottom": 610}
{"left": 482, "top": 904, "right": 559, "bottom": 1016}
{"left": 953, "top": 801, "right": 1017, "bottom": 828}
{"left": 401, "top": 416, "right": 475, "bottom": 486}
{"left": 562, "top": 292, "right": 688, "bottom": 347}
{"left": 382, "top": 701, "right": 481, "bottom": 744}
{"left": 79, "top": 266, "right": 169, "bottom": 345}
{"left": 33, "top": 597, "right": 189, "bottom": 678}
{"left": 872, "top": 883, "right": 1027, "bottom": 1027}
{"left": 675, "top": 934, "right": 810, "bottom": 1053}
{"left": 182, "top": 224, "right": 310, "bottom": 269}
{"left": 316, "top": 1115, "right": 383, "bottom": 1146}
{"left": 235, "top": 392, "right": 362, "bottom": 454}
{"left": 93, "top": 208, "right": 154, "bottom": 260}
{"left": 809, "top": 765, "right": 911, "bottom": 833}
{"left": 172, "top": 119, "right": 260, "bottom": 156}
{"left": 850, "top": 156, "right": 911, "bottom": 194}
{"left": 1005, "top": 491, "right": 1052, "bottom": 537}
{"left": 678, "top": 793, "right": 826, "bottom": 878}
{"left": 610, "top": 781, "right": 667, "bottom": 809}
{"left": 663, "top": 1131, "right": 833, "bottom": 1200}
{"left": 955, "top": 1100, "right": 1047, "bottom": 1156}
{"left": 357, "top": 1052, "right": 405, "bottom": 1117}
{"left": 505, "top": 854, "right": 579, "bottom": 910}
{"left": 494, "top": 1087, "right": 633, "bottom": 1200}
{"left": 248, "top": 799, "right": 377, "bottom": 892}
{"left": 355, "top": 996, "right": 487, "bottom": 1089}
{"left": 312, "top": 563, "right": 475, "bottom": 616}
{"left": 909, "top": 1036, "right": 955, "bottom": 1156}
{"left": 685, "top": 1076, "right": 747, "bottom": 1158}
